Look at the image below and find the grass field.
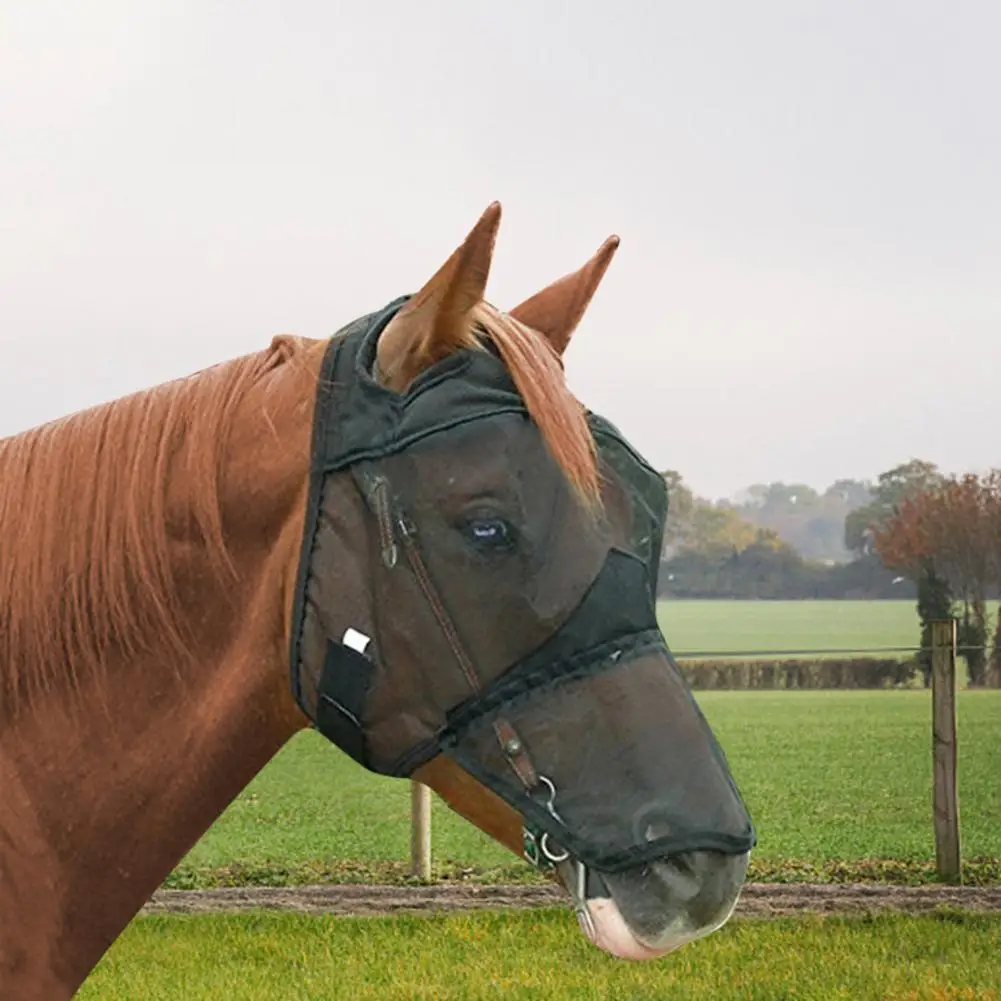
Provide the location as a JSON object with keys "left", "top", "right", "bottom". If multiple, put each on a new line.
{"left": 99, "top": 601, "right": 999, "bottom": 1000}
{"left": 78, "top": 909, "right": 1001, "bottom": 1000}
{"left": 657, "top": 598, "right": 999, "bottom": 662}
{"left": 170, "top": 690, "right": 1001, "bottom": 888}
{"left": 162, "top": 599, "right": 999, "bottom": 888}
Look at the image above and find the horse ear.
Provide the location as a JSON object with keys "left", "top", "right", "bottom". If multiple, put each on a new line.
{"left": 376, "top": 202, "right": 502, "bottom": 389}
{"left": 509, "top": 235, "right": 620, "bottom": 356}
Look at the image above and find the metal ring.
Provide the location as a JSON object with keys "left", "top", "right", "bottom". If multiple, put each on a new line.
{"left": 540, "top": 833, "right": 570, "bottom": 864}
{"left": 535, "top": 775, "right": 561, "bottom": 819}
{"left": 536, "top": 775, "right": 557, "bottom": 806}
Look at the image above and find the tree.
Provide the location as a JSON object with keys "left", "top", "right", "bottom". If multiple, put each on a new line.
{"left": 737, "top": 480, "right": 868, "bottom": 563}
{"left": 660, "top": 471, "right": 762, "bottom": 558}
{"left": 826, "top": 478, "right": 874, "bottom": 510}
{"left": 934, "top": 475, "right": 994, "bottom": 685}
{"left": 658, "top": 532, "right": 827, "bottom": 599}
{"left": 875, "top": 470, "right": 1001, "bottom": 687}
{"left": 873, "top": 484, "right": 945, "bottom": 683}
{"left": 873, "top": 488, "right": 954, "bottom": 686}
{"left": 686, "top": 504, "right": 760, "bottom": 556}
{"left": 915, "top": 562, "right": 955, "bottom": 686}
{"left": 845, "top": 459, "right": 942, "bottom": 556}
{"left": 985, "top": 470, "right": 1001, "bottom": 685}
{"left": 660, "top": 470, "right": 695, "bottom": 555}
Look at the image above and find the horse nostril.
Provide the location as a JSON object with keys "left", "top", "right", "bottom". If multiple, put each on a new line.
{"left": 668, "top": 851, "right": 748, "bottom": 928}
{"left": 650, "top": 854, "right": 701, "bottom": 903}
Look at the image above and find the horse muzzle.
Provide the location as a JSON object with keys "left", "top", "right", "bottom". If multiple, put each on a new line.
{"left": 554, "top": 848, "right": 750, "bottom": 960}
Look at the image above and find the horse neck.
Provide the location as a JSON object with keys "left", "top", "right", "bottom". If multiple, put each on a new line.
{"left": 0, "top": 341, "right": 324, "bottom": 999}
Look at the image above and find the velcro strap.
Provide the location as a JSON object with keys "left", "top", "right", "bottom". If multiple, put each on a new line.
{"left": 315, "top": 640, "right": 374, "bottom": 767}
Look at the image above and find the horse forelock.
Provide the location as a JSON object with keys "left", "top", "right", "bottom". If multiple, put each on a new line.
{"left": 470, "top": 302, "right": 600, "bottom": 510}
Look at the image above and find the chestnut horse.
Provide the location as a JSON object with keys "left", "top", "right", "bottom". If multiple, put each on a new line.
{"left": 0, "top": 204, "right": 752, "bottom": 1000}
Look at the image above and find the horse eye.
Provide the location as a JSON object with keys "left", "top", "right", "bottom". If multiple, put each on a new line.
{"left": 465, "top": 518, "right": 514, "bottom": 551}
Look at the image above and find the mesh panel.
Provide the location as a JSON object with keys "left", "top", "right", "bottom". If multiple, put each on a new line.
{"left": 588, "top": 412, "right": 668, "bottom": 599}
{"left": 443, "top": 648, "right": 754, "bottom": 870}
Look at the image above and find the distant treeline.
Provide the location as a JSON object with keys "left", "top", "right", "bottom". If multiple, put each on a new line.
{"left": 658, "top": 460, "right": 1000, "bottom": 685}
{"left": 657, "top": 550, "right": 918, "bottom": 600}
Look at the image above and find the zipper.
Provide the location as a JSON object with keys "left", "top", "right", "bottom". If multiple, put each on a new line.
{"left": 396, "top": 514, "right": 481, "bottom": 695}
{"left": 376, "top": 475, "right": 539, "bottom": 795}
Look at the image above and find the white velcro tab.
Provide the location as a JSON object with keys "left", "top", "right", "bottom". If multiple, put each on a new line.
{"left": 342, "top": 627, "right": 372, "bottom": 655}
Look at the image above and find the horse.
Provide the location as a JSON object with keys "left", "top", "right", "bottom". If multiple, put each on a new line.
{"left": 0, "top": 203, "right": 755, "bottom": 1000}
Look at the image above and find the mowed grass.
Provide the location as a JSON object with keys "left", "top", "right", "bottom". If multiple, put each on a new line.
{"left": 168, "top": 600, "right": 1000, "bottom": 885}
{"left": 78, "top": 909, "right": 1001, "bottom": 1000}
{"left": 172, "top": 690, "right": 1001, "bottom": 885}
{"left": 657, "top": 598, "right": 1000, "bottom": 660}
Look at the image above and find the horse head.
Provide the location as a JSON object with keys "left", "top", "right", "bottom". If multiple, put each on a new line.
{"left": 289, "top": 203, "right": 755, "bottom": 959}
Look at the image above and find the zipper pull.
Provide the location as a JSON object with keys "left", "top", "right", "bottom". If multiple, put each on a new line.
{"left": 370, "top": 476, "right": 398, "bottom": 569}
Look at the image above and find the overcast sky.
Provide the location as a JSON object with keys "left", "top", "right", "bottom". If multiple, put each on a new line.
{"left": 2, "top": 1, "right": 998, "bottom": 499}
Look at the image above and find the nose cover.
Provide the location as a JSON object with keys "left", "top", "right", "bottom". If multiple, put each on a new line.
{"left": 289, "top": 297, "right": 756, "bottom": 873}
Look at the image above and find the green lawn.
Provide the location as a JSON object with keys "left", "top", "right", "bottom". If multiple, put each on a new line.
{"left": 92, "top": 601, "right": 1000, "bottom": 999}
{"left": 657, "top": 598, "right": 999, "bottom": 661}
{"left": 171, "top": 690, "right": 1001, "bottom": 887}
{"left": 78, "top": 909, "right": 1001, "bottom": 1001}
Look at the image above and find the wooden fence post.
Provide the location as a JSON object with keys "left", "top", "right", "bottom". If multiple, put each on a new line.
{"left": 410, "top": 780, "right": 432, "bottom": 880}
{"left": 930, "top": 619, "right": 961, "bottom": 884}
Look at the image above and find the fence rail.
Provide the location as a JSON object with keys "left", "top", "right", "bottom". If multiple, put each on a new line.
{"left": 407, "top": 622, "right": 968, "bottom": 883}
{"left": 671, "top": 644, "right": 988, "bottom": 658}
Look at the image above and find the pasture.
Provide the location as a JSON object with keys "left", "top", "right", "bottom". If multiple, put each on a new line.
{"left": 171, "top": 690, "right": 1001, "bottom": 888}
{"left": 78, "top": 910, "right": 1001, "bottom": 1000}
{"left": 657, "top": 598, "right": 1000, "bottom": 663}
{"left": 165, "top": 599, "right": 1000, "bottom": 888}
{"left": 119, "top": 599, "right": 999, "bottom": 999}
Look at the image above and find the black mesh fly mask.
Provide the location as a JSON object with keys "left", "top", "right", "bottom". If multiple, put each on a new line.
{"left": 289, "top": 297, "right": 756, "bottom": 876}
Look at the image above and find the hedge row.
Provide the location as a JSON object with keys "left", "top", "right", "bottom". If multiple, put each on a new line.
{"left": 675, "top": 657, "right": 917, "bottom": 690}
